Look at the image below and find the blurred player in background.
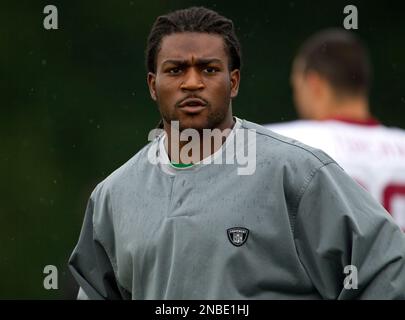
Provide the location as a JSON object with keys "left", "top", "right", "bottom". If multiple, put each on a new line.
{"left": 266, "top": 29, "right": 405, "bottom": 230}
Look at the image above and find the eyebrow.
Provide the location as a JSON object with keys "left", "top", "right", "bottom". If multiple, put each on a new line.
{"left": 161, "top": 58, "right": 223, "bottom": 67}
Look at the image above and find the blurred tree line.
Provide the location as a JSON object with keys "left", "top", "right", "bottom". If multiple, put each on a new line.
{"left": 1, "top": 0, "right": 404, "bottom": 298}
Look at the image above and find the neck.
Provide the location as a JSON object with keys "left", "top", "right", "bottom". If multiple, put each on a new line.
{"left": 164, "top": 116, "right": 236, "bottom": 164}
{"left": 317, "top": 96, "right": 371, "bottom": 121}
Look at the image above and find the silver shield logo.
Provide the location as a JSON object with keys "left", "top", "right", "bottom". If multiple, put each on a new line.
{"left": 227, "top": 227, "right": 249, "bottom": 247}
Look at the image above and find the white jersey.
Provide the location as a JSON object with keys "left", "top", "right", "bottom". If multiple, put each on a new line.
{"left": 266, "top": 119, "right": 405, "bottom": 230}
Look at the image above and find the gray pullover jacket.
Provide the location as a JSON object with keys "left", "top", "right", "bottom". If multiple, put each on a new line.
{"left": 68, "top": 118, "right": 405, "bottom": 299}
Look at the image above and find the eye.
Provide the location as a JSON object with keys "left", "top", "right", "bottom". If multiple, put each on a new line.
{"left": 204, "top": 67, "right": 218, "bottom": 74}
{"left": 168, "top": 67, "right": 182, "bottom": 74}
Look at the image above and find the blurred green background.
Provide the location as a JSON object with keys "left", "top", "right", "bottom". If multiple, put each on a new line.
{"left": 1, "top": 0, "right": 405, "bottom": 299}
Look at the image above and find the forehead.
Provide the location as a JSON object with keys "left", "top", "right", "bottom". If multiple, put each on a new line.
{"left": 157, "top": 32, "right": 228, "bottom": 64}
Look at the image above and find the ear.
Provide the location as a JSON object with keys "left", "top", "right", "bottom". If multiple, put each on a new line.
{"left": 306, "top": 71, "right": 327, "bottom": 98}
{"left": 230, "top": 69, "right": 241, "bottom": 98}
{"left": 147, "top": 72, "right": 157, "bottom": 101}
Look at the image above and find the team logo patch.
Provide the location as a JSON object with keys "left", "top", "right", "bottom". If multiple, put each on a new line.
{"left": 227, "top": 227, "right": 249, "bottom": 246}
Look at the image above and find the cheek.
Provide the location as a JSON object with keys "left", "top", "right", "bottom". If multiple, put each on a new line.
{"left": 210, "top": 77, "right": 231, "bottom": 100}
{"left": 293, "top": 86, "right": 303, "bottom": 105}
{"left": 293, "top": 86, "right": 308, "bottom": 115}
{"left": 298, "top": 90, "right": 316, "bottom": 118}
{"left": 295, "top": 82, "right": 309, "bottom": 104}
{"left": 303, "top": 85, "right": 315, "bottom": 108}
{"left": 155, "top": 79, "right": 177, "bottom": 101}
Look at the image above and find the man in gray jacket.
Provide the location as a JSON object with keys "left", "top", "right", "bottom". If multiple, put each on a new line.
{"left": 68, "top": 7, "right": 405, "bottom": 299}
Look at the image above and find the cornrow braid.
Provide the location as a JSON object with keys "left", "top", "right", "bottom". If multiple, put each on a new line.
{"left": 145, "top": 6, "right": 242, "bottom": 74}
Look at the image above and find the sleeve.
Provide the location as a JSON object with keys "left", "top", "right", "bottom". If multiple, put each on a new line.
{"left": 68, "top": 190, "right": 130, "bottom": 300}
{"left": 294, "top": 162, "right": 405, "bottom": 299}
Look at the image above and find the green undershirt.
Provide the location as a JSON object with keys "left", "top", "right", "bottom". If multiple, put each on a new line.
{"left": 170, "top": 162, "right": 194, "bottom": 169}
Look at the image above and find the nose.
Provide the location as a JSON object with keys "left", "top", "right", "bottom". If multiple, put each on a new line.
{"left": 180, "top": 68, "right": 205, "bottom": 91}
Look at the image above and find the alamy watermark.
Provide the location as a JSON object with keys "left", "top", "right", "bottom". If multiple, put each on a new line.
{"left": 343, "top": 5, "right": 358, "bottom": 30}
{"left": 147, "top": 121, "right": 257, "bottom": 175}
{"left": 43, "top": 265, "right": 58, "bottom": 290}
{"left": 43, "top": 5, "right": 58, "bottom": 30}
{"left": 343, "top": 264, "right": 358, "bottom": 290}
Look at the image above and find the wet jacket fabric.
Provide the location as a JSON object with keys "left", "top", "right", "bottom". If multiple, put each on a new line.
{"left": 68, "top": 119, "right": 405, "bottom": 299}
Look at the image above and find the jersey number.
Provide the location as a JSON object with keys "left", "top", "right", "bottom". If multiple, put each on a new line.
{"left": 383, "top": 184, "right": 405, "bottom": 231}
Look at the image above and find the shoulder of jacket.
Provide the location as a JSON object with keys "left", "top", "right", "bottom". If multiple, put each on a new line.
{"left": 241, "top": 119, "right": 336, "bottom": 166}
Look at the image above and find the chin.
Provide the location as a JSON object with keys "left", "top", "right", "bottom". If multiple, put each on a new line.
{"left": 178, "top": 117, "right": 209, "bottom": 131}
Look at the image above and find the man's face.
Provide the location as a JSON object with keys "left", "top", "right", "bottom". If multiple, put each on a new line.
{"left": 291, "top": 61, "right": 314, "bottom": 119}
{"left": 148, "top": 32, "right": 240, "bottom": 131}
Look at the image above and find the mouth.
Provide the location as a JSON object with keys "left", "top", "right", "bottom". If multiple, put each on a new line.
{"left": 178, "top": 98, "right": 207, "bottom": 114}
